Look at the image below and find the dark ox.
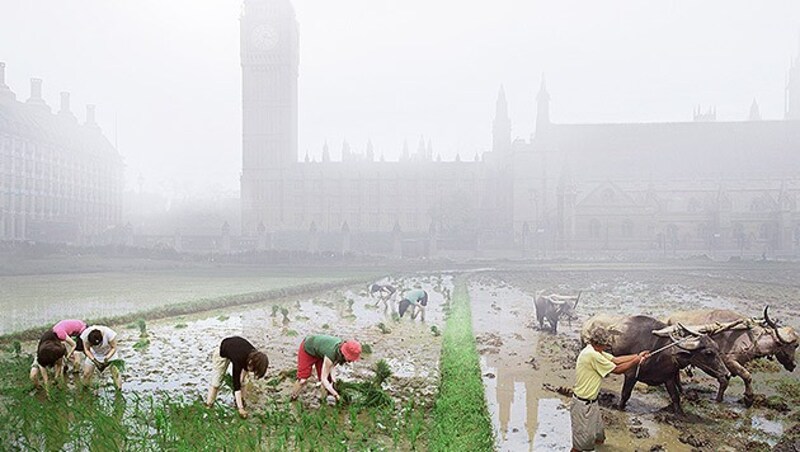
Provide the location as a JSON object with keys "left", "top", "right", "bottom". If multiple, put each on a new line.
{"left": 534, "top": 291, "right": 580, "bottom": 333}
{"left": 582, "top": 314, "right": 730, "bottom": 415}
{"left": 667, "top": 306, "right": 798, "bottom": 405}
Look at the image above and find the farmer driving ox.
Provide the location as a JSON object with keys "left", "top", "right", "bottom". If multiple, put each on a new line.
{"left": 667, "top": 306, "right": 798, "bottom": 405}
{"left": 581, "top": 314, "right": 730, "bottom": 416}
{"left": 570, "top": 329, "right": 648, "bottom": 452}
{"left": 535, "top": 291, "right": 581, "bottom": 333}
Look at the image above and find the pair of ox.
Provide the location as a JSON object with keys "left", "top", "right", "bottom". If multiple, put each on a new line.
{"left": 582, "top": 307, "right": 798, "bottom": 414}
{"left": 666, "top": 306, "right": 798, "bottom": 406}
{"left": 534, "top": 291, "right": 580, "bottom": 333}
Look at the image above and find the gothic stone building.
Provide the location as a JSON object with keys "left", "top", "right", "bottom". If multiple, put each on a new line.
{"left": 0, "top": 63, "right": 124, "bottom": 244}
{"left": 241, "top": 0, "right": 800, "bottom": 257}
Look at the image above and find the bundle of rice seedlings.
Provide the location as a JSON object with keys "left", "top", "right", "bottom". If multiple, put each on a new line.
{"left": 334, "top": 359, "right": 393, "bottom": 409}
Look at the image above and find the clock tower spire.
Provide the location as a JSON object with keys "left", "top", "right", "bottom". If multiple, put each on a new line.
{"left": 240, "top": 0, "right": 299, "bottom": 233}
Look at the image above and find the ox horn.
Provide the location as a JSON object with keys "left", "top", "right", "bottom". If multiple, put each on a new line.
{"left": 677, "top": 322, "right": 702, "bottom": 337}
{"left": 764, "top": 305, "right": 793, "bottom": 344}
{"left": 763, "top": 306, "right": 778, "bottom": 329}
{"left": 574, "top": 291, "right": 582, "bottom": 309}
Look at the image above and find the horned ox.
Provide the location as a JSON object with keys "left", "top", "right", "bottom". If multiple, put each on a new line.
{"left": 582, "top": 314, "right": 730, "bottom": 415}
{"left": 666, "top": 306, "right": 798, "bottom": 405}
{"left": 534, "top": 291, "right": 580, "bottom": 333}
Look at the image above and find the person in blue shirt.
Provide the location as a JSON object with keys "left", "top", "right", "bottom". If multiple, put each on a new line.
{"left": 398, "top": 289, "right": 428, "bottom": 321}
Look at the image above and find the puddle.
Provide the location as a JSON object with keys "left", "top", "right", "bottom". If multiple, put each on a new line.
{"left": 752, "top": 415, "right": 783, "bottom": 446}
{"left": 532, "top": 398, "right": 570, "bottom": 452}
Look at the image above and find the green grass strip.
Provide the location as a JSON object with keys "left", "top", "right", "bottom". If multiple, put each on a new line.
{"left": 430, "top": 276, "right": 494, "bottom": 451}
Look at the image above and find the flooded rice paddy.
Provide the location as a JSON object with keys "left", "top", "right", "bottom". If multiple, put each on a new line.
{"left": 49, "top": 274, "right": 452, "bottom": 413}
{"left": 471, "top": 267, "right": 800, "bottom": 451}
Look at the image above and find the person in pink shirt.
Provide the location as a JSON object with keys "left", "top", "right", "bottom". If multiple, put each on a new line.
{"left": 52, "top": 319, "right": 87, "bottom": 372}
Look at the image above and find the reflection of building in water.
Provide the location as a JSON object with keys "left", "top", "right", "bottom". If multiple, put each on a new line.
{"left": 492, "top": 362, "right": 538, "bottom": 450}
{"left": 243, "top": 0, "right": 800, "bottom": 256}
{"left": 0, "top": 63, "right": 123, "bottom": 243}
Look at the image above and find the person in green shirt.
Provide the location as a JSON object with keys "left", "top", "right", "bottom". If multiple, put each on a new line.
{"left": 399, "top": 289, "right": 428, "bottom": 321}
{"left": 290, "top": 334, "right": 361, "bottom": 402}
{"left": 571, "top": 329, "right": 649, "bottom": 451}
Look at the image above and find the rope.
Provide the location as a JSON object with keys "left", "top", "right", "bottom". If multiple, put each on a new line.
{"left": 634, "top": 335, "right": 696, "bottom": 380}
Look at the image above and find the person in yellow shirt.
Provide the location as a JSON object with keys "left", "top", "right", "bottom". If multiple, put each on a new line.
{"left": 571, "top": 330, "right": 649, "bottom": 452}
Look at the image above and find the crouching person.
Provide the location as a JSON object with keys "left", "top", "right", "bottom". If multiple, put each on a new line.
{"left": 52, "top": 319, "right": 87, "bottom": 373}
{"left": 205, "top": 336, "right": 269, "bottom": 418}
{"left": 30, "top": 330, "right": 67, "bottom": 389}
{"left": 399, "top": 289, "right": 428, "bottom": 321}
{"left": 80, "top": 325, "right": 122, "bottom": 390}
{"left": 291, "top": 334, "right": 361, "bottom": 403}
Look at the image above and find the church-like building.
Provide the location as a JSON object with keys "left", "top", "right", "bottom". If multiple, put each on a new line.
{"left": 240, "top": 0, "right": 800, "bottom": 258}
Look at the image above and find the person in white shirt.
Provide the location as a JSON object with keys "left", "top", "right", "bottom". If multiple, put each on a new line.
{"left": 80, "top": 325, "right": 121, "bottom": 390}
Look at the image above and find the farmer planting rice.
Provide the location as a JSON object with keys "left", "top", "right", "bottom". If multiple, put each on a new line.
{"left": 570, "top": 329, "right": 648, "bottom": 452}
{"left": 205, "top": 336, "right": 269, "bottom": 418}
{"left": 291, "top": 334, "right": 361, "bottom": 403}
{"left": 399, "top": 288, "right": 428, "bottom": 321}
{"left": 29, "top": 329, "right": 67, "bottom": 389}
{"left": 80, "top": 325, "right": 122, "bottom": 390}
{"left": 51, "top": 319, "right": 87, "bottom": 373}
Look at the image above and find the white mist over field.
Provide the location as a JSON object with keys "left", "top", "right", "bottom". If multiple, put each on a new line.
{"left": 1, "top": 0, "right": 799, "bottom": 197}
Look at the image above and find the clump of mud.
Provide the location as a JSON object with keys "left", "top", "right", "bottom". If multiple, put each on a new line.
{"left": 751, "top": 394, "right": 791, "bottom": 413}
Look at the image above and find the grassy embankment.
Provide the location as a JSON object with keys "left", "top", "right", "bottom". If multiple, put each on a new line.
{"left": 430, "top": 276, "right": 494, "bottom": 451}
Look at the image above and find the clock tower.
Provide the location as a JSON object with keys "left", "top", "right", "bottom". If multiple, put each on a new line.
{"left": 240, "top": 0, "right": 299, "bottom": 233}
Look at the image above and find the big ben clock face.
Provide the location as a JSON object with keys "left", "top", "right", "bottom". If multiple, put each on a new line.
{"left": 251, "top": 24, "right": 279, "bottom": 51}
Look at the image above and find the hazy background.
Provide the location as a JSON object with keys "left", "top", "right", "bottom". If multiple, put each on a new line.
{"left": 1, "top": 0, "right": 799, "bottom": 199}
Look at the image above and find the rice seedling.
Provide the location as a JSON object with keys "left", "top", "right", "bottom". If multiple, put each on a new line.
{"left": 335, "top": 360, "right": 393, "bottom": 409}
{"left": 280, "top": 307, "right": 290, "bottom": 324}
{"left": 377, "top": 322, "right": 392, "bottom": 334}
{"left": 132, "top": 338, "right": 150, "bottom": 350}
{"left": 361, "top": 343, "right": 373, "bottom": 354}
{"left": 391, "top": 312, "right": 401, "bottom": 323}
{"left": 321, "top": 323, "right": 330, "bottom": 330}
{"left": 136, "top": 318, "right": 148, "bottom": 338}
{"left": 174, "top": 323, "right": 188, "bottom": 329}
{"left": 216, "top": 315, "right": 230, "bottom": 321}
{"left": 283, "top": 329, "right": 299, "bottom": 337}
{"left": 430, "top": 325, "right": 441, "bottom": 337}
{"left": 271, "top": 305, "right": 281, "bottom": 317}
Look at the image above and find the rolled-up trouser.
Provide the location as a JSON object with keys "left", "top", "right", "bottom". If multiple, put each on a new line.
{"left": 209, "top": 352, "right": 231, "bottom": 388}
{"left": 570, "top": 396, "right": 604, "bottom": 451}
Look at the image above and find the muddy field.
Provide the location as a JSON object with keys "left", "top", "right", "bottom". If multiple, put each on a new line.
{"left": 14, "top": 273, "right": 452, "bottom": 449}
{"left": 471, "top": 266, "right": 800, "bottom": 451}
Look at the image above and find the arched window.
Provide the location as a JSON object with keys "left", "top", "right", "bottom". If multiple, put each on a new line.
{"left": 601, "top": 188, "right": 614, "bottom": 202}
{"left": 621, "top": 219, "right": 634, "bottom": 238}
{"left": 589, "top": 219, "right": 601, "bottom": 239}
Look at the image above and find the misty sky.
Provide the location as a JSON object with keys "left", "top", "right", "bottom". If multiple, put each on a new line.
{"left": 1, "top": 0, "right": 799, "bottom": 198}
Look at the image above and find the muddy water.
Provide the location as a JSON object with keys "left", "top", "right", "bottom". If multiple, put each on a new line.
{"left": 33, "top": 275, "right": 452, "bottom": 412}
{"left": 471, "top": 271, "right": 799, "bottom": 451}
{"left": 471, "top": 279, "right": 695, "bottom": 451}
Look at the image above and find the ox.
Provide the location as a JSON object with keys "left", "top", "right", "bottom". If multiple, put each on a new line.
{"left": 667, "top": 306, "right": 798, "bottom": 405}
{"left": 582, "top": 314, "right": 730, "bottom": 415}
{"left": 534, "top": 291, "right": 580, "bottom": 333}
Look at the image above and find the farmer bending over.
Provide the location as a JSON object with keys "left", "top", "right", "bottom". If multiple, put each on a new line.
{"left": 291, "top": 334, "right": 361, "bottom": 402}
{"left": 205, "top": 336, "right": 268, "bottom": 418}
{"left": 80, "top": 325, "right": 122, "bottom": 390}
{"left": 30, "top": 330, "right": 67, "bottom": 389}
{"left": 570, "top": 330, "right": 649, "bottom": 451}
{"left": 52, "top": 319, "right": 87, "bottom": 373}
{"left": 399, "top": 289, "right": 428, "bottom": 321}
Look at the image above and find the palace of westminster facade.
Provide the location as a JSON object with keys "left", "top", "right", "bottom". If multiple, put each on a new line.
{"left": 2, "top": 0, "right": 800, "bottom": 257}
{"left": 240, "top": 0, "right": 800, "bottom": 256}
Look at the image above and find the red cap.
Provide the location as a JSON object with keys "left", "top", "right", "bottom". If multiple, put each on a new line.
{"left": 341, "top": 340, "right": 362, "bottom": 362}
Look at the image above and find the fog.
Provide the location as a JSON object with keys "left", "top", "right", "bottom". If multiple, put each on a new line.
{"left": 2, "top": 0, "right": 799, "bottom": 197}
